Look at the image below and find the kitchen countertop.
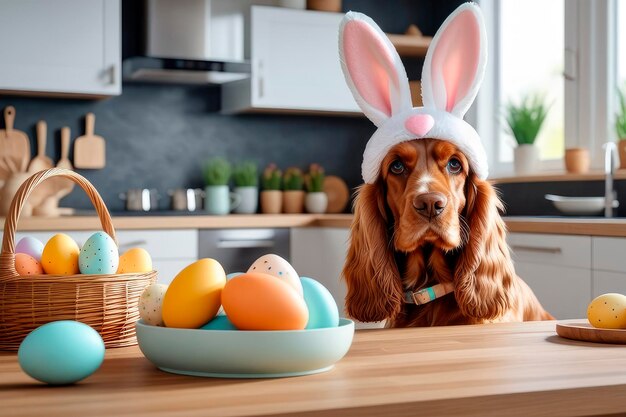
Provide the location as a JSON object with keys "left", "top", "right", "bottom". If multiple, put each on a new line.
{"left": 2, "top": 320, "right": 626, "bottom": 416}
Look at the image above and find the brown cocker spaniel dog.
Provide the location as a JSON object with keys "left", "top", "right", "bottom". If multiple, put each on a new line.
{"left": 343, "top": 139, "right": 553, "bottom": 327}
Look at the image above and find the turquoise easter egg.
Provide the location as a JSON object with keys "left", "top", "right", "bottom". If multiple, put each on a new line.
{"left": 79, "top": 232, "right": 119, "bottom": 274}
{"left": 226, "top": 272, "right": 243, "bottom": 280}
{"left": 18, "top": 321, "right": 105, "bottom": 385}
{"left": 301, "top": 277, "right": 340, "bottom": 329}
{"left": 200, "top": 315, "right": 237, "bottom": 330}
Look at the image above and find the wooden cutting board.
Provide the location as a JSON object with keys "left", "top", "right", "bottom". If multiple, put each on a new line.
{"left": 0, "top": 106, "right": 30, "bottom": 175}
{"left": 74, "top": 112, "right": 106, "bottom": 169}
{"left": 323, "top": 176, "right": 350, "bottom": 213}
{"left": 28, "top": 120, "right": 54, "bottom": 173}
{"left": 556, "top": 320, "right": 626, "bottom": 344}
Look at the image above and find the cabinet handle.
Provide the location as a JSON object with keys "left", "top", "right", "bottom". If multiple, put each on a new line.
{"left": 510, "top": 245, "right": 562, "bottom": 254}
{"left": 216, "top": 240, "right": 274, "bottom": 249}
{"left": 119, "top": 240, "right": 148, "bottom": 250}
{"left": 108, "top": 65, "right": 116, "bottom": 85}
{"left": 257, "top": 59, "right": 264, "bottom": 98}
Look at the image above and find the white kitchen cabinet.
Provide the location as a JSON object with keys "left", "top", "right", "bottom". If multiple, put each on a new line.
{"left": 290, "top": 227, "right": 384, "bottom": 329}
{"left": 6, "top": 229, "right": 198, "bottom": 285}
{"left": 508, "top": 233, "right": 592, "bottom": 319}
{"left": 592, "top": 271, "right": 626, "bottom": 298}
{"left": 221, "top": 6, "right": 359, "bottom": 114}
{"left": 0, "top": 0, "right": 121, "bottom": 96}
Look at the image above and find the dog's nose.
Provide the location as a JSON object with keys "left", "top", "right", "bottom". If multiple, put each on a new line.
{"left": 413, "top": 192, "right": 448, "bottom": 218}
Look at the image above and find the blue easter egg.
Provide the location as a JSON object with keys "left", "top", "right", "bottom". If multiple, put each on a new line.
{"left": 200, "top": 315, "right": 237, "bottom": 330}
{"left": 18, "top": 321, "right": 105, "bottom": 385}
{"left": 226, "top": 272, "right": 243, "bottom": 280}
{"left": 79, "top": 232, "right": 119, "bottom": 274}
{"left": 300, "top": 277, "right": 340, "bottom": 329}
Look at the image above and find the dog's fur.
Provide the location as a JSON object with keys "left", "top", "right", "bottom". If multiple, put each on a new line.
{"left": 343, "top": 139, "right": 553, "bottom": 327}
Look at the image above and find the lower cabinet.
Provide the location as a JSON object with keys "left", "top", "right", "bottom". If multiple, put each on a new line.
{"left": 508, "top": 233, "right": 592, "bottom": 320}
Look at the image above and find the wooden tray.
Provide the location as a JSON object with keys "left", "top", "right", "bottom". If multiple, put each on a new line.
{"left": 556, "top": 320, "right": 626, "bottom": 344}
{"left": 323, "top": 175, "right": 349, "bottom": 213}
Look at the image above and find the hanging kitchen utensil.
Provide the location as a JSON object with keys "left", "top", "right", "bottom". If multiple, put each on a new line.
{"left": 74, "top": 112, "right": 106, "bottom": 169}
{"left": 0, "top": 106, "right": 30, "bottom": 175}
{"left": 28, "top": 120, "right": 54, "bottom": 173}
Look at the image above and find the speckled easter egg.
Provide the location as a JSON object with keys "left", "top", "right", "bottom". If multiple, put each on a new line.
{"left": 247, "top": 254, "right": 303, "bottom": 296}
{"left": 587, "top": 293, "right": 626, "bottom": 329}
{"left": 139, "top": 284, "right": 168, "bottom": 326}
{"left": 15, "top": 237, "right": 44, "bottom": 261}
{"left": 41, "top": 234, "right": 80, "bottom": 275}
{"left": 15, "top": 253, "right": 44, "bottom": 276}
{"left": 79, "top": 232, "right": 119, "bottom": 275}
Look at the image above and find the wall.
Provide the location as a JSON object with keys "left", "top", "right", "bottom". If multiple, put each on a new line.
{"left": 0, "top": 86, "right": 373, "bottom": 212}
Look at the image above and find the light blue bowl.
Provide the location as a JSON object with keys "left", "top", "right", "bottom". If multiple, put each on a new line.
{"left": 136, "top": 318, "right": 355, "bottom": 378}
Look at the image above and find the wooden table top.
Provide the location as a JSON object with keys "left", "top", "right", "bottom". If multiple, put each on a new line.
{"left": 2, "top": 320, "right": 626, "bottom": 417}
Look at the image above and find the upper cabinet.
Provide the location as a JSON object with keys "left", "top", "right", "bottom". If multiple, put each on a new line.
{"left": 0, "top": 0, "right": 121, "bottom": 97}
{"left": 222, "top": 6, "right": 359, "bottom": 114}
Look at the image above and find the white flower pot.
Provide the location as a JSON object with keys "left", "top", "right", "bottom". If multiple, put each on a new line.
{"left": 514, "top": 144, "right": 540, "bottom": 175}
{"left": 233, "top": 186, "right": 258, "bottom": 214}
{"left": 305, "top": 192, "right": 328, "bottom": 214}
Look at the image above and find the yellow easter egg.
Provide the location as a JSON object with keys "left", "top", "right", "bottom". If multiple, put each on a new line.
{"left": 587, "top": 293, "right": 626, "bottom": 329}
{"left": 41, "top": 233, "right": 80, "bottom": 275}
{"left": 117, "top": 248, "right": 153, "bottom": 273}
{"left": 162, "top": 258, "right": 226, "bottom": 329}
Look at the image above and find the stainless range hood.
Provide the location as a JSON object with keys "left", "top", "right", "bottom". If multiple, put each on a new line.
{"left": 123, "top": 0, "right": 301, "bottom": 85}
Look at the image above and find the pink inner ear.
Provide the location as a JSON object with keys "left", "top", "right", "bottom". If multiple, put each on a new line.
{"left": 431, "top": 10, "right": 480, "bottom": 112}
{"left": 343, "top": 20, "right": 399, "bottom": 117}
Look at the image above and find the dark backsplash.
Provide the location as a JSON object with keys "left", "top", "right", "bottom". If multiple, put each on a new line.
{"left": 0, "top": 84, "right": 374, "bottom": 212}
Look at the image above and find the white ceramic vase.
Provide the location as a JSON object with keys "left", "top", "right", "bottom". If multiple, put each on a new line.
{"left": 305, "top": 192, "right": 328, "bottom": 214}
{"left": 233, "top": 186, "right": 258, "bottom": 214}
{"left": 513, "top": 144, "right": 539, "bottom": 175}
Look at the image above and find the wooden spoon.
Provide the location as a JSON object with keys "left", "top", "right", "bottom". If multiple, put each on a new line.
{"left": 28, "top": 120, "right": 54, "bottom": 173}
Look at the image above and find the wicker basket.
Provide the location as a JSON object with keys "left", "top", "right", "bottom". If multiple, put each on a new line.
{"left": 0, "top": 168, "right": 157, "bottom": 350}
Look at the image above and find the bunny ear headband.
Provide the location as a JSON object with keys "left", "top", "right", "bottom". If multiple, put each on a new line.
{"left": 339, "top": 2, "right": 488, "bottom": 183}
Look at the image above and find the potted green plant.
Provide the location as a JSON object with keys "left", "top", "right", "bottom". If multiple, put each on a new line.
{"left": 304, "top": 163, "right": 327, "bottom": 213}
{"left": 202, "top": 157, "right": 240, "bottom": 215}
{"left": 232, "top": 161, "right": 259, "bottom": 214}
{"left": 616, "top": 85, "right": 626, "bottom": 169}
{"left": 283, "top": 167, "right": 305, "bottom": 214}
{"left": 504, "top": 94, "right": 549, "bottom": 175}
{"left": 260, "top": 164, "right": 283, "bottom": 214}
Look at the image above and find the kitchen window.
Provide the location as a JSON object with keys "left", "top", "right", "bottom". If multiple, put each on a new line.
{"left": 475, "top": 0, "right": 617, "bottom": 176}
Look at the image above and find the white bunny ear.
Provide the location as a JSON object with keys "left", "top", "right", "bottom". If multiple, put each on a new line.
{"left": 339, "top": 12, "right": 412, "bottom": 127}
{"left": 421, "top": 3, "right": 487, "bottom": 118}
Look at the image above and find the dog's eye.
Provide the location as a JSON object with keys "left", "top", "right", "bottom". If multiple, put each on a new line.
{"left": 447, "top": 158, "right": 462, "bottom": 174}
{"left": 390, "top": 160, "right": 405, "bottom": 175}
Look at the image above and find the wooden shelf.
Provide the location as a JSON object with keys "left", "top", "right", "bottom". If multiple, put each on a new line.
{"left": 386, "top": 33, "right": 432, "bottom": 57}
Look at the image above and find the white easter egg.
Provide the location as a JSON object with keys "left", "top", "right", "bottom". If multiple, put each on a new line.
{"left": 247, "top": 254, "right": 303, "bottom": 296}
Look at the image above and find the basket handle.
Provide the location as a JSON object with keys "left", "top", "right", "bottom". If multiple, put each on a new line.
{"left": 1, "top": 168, "right": 116, "bottom": 255}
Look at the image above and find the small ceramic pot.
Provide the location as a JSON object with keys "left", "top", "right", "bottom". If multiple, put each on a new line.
{"left": 205, "top": 185, "right": 241, "bottom": 215}
{"left": 233, "top": 186, "right": 259, "bottom": 214}
{"left": 564, "top": 148, "right": 590, "bottom": 174}
{"left": 283, "top": 190, "right": 305, "bottom": 214}
{"left": 260, "top": 190, "right": 282, "bottom": 214}
{"left": 513, "top": 144, "right": 540, "bottom": 175}
{"left": 305, "top": 192, "right": 328, "bottom": 213}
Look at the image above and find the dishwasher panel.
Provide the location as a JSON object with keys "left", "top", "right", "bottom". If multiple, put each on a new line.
{"left": 198, "top": 229, "right": 290, "bottom": 273}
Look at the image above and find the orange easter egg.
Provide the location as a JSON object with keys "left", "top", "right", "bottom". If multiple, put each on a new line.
{"left": 15, "top": 253, "right": 44, "bottom": 276}
{"left": 41, "top": 233, "right": 80, "bottom": 275}
{"left": 222, "top": 272, "right": 309, "bottom": 331}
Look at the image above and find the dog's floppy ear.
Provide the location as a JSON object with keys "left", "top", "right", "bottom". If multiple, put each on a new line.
{"left": 454, "top": 174, "right": 514, "bottom": 320}
{"left": 342, "top": 183, "right": 403, "bottom": 322}
{"left": 339, "top": 12, "right": 412, "bottom": 127}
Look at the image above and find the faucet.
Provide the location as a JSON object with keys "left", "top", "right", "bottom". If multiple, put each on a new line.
{"left": 604, "top": 142, "right": 618, "bottom": 217}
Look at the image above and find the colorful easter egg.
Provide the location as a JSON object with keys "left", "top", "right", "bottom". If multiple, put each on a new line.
{"left": 18, "top": 321, "right": 105, "bottom": 385}
{"left": 200, "top": 315, "right": 237, "bottom": 330}
{"left": 301, "top": 277, "right": 339, "bottom": 329}
{"left": 79, "top": 232, "right": 119, "bottom": 275}
{"left": 162, "top": 259, "right": 226, "bottom": 329}
{"left": 41, "top": 234, "right": 80, "bottom": 275}
{"left": 247, "top": 254, "right": 303, "bottom": 296}
{"left": 117, "top": 248, "right": 153, "bottom": 274}
{"left": 222, "top": 272, "right": 309, "bottom": 331}
{"left": 15, "top": 253, "right": 44, "bottom": 276}
{"left": 15, "top": 237, "right": 44, "bottom": 261}
{"left": 587, "top": 293, "right": 626, "bottom": 329}
{"left": 139, "top": 283, "right": 168, "bottom": 326}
